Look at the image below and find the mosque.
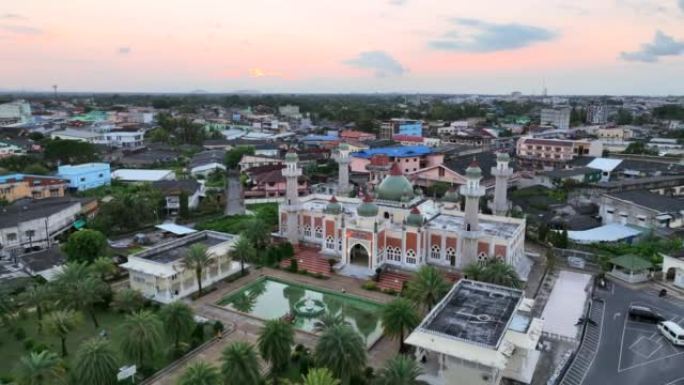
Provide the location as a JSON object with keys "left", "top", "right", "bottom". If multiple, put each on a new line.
{"left": 277, "top": 145, "right": 529, "bottom": 278}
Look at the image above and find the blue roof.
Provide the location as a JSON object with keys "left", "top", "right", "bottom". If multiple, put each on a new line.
{"left": 0, "top": 173, "right": 67, "bottom": 183}
{"left": 352, "top": 145, "right": 433, "bottom": 159}
{"left": 301, "top": 134, "right": 339, "bottom": 142}
{"left": 57, "top": 163, "right": 110, "bottom": 175}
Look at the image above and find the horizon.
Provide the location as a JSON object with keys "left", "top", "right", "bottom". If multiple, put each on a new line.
{"left": 1, "top": 0, "right": 684, "bottom": 95}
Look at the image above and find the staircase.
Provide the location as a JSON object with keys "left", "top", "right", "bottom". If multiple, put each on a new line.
{"left": 559, "top": 299, "right": 605, "bottom": 385}
{"left": 377, "top": 271, "right": 411, "bottom": 292}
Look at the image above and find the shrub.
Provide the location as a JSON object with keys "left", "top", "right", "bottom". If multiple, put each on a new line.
{"left": 288, "top": 258, "right": 298, "bottom": 273}
{"left": 213, "top": 320, "right": 224, "bottom": 336}
{"left": 327, "top": 258, "right": 337, "bottom": 273}
{"left": 362, "top": 281, "right": 378, "bottom": 291}
{"left": 374, "top": 267, "right": 382, "bottom": 282}
{"left": 13, "top": 327, "right": 26, "bottom": 341}
{"left": 22, "top": 339, "right": 34, "bottom": 351}
{"left": 382, "top": 288, "right": 398, "bottom": 296}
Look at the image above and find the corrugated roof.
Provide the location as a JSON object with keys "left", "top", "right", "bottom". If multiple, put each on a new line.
{"left": 352, "top": 145, "right": 432, "bottom": 159}
{"left": 586, "top": 158, "right": 622, "bottom": 172}
{"left": 610, "top": 254, "right": 652, "bottom": 271}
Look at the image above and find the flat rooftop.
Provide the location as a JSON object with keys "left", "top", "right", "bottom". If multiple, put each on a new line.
{"left": 421, "top": 280, "right": 523, "bottom": 348}
{"left": 134, "top": 231, "right": 233, "bottom": 264}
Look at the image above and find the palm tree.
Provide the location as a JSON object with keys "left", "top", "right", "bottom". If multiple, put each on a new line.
{"left": 257, "top": 319, "right": 294, "bottom": 379}
{"left": 160, "top": 301, "right": 196, "bottom": 354}
{"left": 54, "top": 261, "right": 108, "bottom": 328}
{"left": 300, "top": 368, "right": 340, "bottom": 385}
{"left": 381, "top": 298, "right": 420, "bottom": 353}
{"left": 375, "top": 356, "right": 423, "bottom": 385}
{"left": 220, "top": 341, "right": 261, "bottom": 385}
{"left": 313, "top": 312, "right": 348, "bottom": 333}
{"left": 178, "top": 361, "right": 221, "bottom": 385}
{"left": 315, "top": 324, "right": 366, "bottom": 385}
{"left": 14, "top": 350, "right": 64, "bottom": 385}
{"left": 19, "top": 284, "right": 51, "bottom": 332}
{"left": 462, "top": 262, "right": 486, "bottom": 281}
{"left": 90, "top": 256, "right": 117, "bottom": 281}
{"left": 231, "top": 234, "right": 255, "bottom": 276}
{"left": 112, "top": 288, "right": 145, "bottom": 314}
{"left": 244, "top": 217, "right": 271, "bottom": 254}
{"left": 119, "top": 310, "right": 164, "bottom": 369}
{"left": 405, "top": 265, "right": 449, "bottom": 312}
{"left": 480, "top": 260, "right": 521, "bottom": 288}
{"left": 181, "top": 244, "right": 213, "bottom": 296}
{"left": 73, "top": 338, "right": 119, "bottom": 385}
{"left": 42, "top": 310, "right": 82, "bottom": 357}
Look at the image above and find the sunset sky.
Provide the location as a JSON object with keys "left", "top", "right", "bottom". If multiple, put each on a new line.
{"left": 1, "top": 0, "right": 684, "bottom": 94}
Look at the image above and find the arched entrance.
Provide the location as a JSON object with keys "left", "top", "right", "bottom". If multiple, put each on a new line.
{"left": 349, "top": 244, "right": 370, "bottom": 268}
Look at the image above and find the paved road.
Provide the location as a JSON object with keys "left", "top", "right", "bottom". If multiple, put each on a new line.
{"left": 583, "top": 281, "right": 684, "bottom": 385}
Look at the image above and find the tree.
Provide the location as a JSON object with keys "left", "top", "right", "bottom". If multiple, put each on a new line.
{"left": 63, "top": 229, "right": 107, "bottom": 264}
{"left": 244, "top": 217, "right": 271, "bottom": 255}
{"left": 178, "top": 361, "right": 221, "bottom": 385}
{"left": 90, "top": 256, "right": 117, "bottom": 281}
{"left": 299, "top": 368, "right": 340, "bottom": 385}
{"left": 19, "top": 284, "right": 51, "bottom": 332}
{"left": 179, "top": 191, "right": 190, "bottom": 219}
{"left": 462, "top": 262, "right": 486, "bottom": 281}
{"left": 56, "top": 269, "right": 108, "bottom": 328}
{"left": 73, "top": 338, "right": 119, "bottom": 385}
{"left": 181, "top": 244, "right": 213, "bottom": 297}
{"left": 313, "top": 312, "right": 348, "bottom": 333}
{"left": 112, "top": 288, "right": 146, "bottom": 314}
{"left": 23, "top": 163, "right": 50, "bottom": 175}
{"left": 160, "top": 302, "right": 196, "bottom": 355}
{"left": 43, "top": 139, "right": 98, "bottom": 165}
{"left": 315, "top": 325, "right": 366, "bottom": 385}
{"left": 225, "top": 146, "right": 255, "bottom": 169}
{"left": 14, "top": 350, "right": 65, "bottom": 385}
{"left": 231, "top": 234, "right": 255, "bottom": 276}
{"left": 405, "top": 265, "right": 449, "bottom": 313}
{"left": 381, "top": 298, "right": 420, "bottom": 353}
{"left": 479, "top": 260, "right": 522, "bottom": 289}
{"left": 220, "top": 342, "right": 262, "bottom": 385}
{"left": 375, "top": 356, "right": 423, "bottom": 385}
{"left": 43, "top": 310, "right": 82, "bottom": 357}
{"left": 257, "top": 319, "right": 295, "bottom": 379}
{"left": 119, "top": 310, "right": 164, "bottom": 369}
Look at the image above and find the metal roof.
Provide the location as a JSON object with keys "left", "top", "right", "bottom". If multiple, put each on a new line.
{"left": 352, "top": 145, "right": 432, "bottom": 159}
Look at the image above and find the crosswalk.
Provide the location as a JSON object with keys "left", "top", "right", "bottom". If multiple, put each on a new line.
{"left": 559, "top": 299, "right": 605, "bottom": 385}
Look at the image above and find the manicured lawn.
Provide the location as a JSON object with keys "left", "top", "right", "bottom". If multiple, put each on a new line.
{"left": 0, "top": 307, "right": 213, "bottom": 379}
{"left": 195, "top": 202, "right": 279, "bottom": 234}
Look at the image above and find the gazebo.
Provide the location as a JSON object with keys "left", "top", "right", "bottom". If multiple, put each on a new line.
{"left": 608, "top": 254, "right": 652, "bottom": 283}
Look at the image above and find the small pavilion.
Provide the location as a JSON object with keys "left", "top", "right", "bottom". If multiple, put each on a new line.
{"left": 608, "top": 254, "right": 652, "bottom": 284}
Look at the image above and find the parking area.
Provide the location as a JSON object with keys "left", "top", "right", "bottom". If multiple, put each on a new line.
{"left": 583, "top": 281, "right": 684, "bottom": 385}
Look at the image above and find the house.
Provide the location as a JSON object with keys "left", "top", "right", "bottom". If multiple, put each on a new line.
{"left": 339, "top": 130, "right": 376, "bottom": 141}
{"left": 152, "top": 180, "right": 203, "bottom": 215}
{"left": 600, "top": 190, "right": 684, "bottom": 228}
{"left": 189, "top": 150, "right": 227, "bottom": 177}
{"left": 608, "top": 254, "right": 652, "bottom": 284}
{"left": 120, "top": 231, "right": 241, "bottom": 303}
{"left": 50, "top": 129, "right": 102, "bottom": 143}
{"left": 0, "top": 197, "right": 96, "bottom": 257}
{"left": 57, "top": 163, "right": 111, "bottom": 191}
{"left": 99, "top": 129, "right": 145, "bottom": 150}
{"left": 239, "top": 154, "right": 282, "bottom": 172}
{"left": 20, "top": 247, "right": 67, "bottom": 281}
{"left": 406, "top": 280, "right": 543, "bottom": 385}
{"left": 0, "top": 174, "right": 68, "bottom": 202}
{"left": 661, "top": 250, "right": 684, "bottom": 289}
{"left": 111, "top": 169, "right": 175, "bottom": 183}
{"left": 535, "top": 167, "right": 601, "bottom": 188}
{"left": 0, "top": 141, "right": 25, "bottom": 158}
{"left": 586, "top": 158, "right": 622, "bottom": 182}
{"left": 515, "top": 137, "right": 602, "bottom": 169}
{"left": 244, "top": 164, "right": 308, "bottom": 198}
{"left": 351, "top": 145, "right": 442, "bottom": 175}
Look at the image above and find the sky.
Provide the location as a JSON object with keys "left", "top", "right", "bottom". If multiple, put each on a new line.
{"left": 1, "top": 0, "right": 684, "bottom": 95}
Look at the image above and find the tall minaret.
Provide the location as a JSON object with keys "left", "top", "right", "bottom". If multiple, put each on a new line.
{"left": 491, "top": 152, "right": 512, "bottom": 216}
{"left": 282, "top": 149, "right": 302, "bottom": 245}
{"left": 333, "top": 143, "right": 351, "bottom": 195}
{"left": 459, "top": 161, "right": 485, "bottom": 265}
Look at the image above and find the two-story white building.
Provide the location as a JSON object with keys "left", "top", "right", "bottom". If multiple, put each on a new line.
{"left": 120, "top": 231, "right": 240, "bottom": 303}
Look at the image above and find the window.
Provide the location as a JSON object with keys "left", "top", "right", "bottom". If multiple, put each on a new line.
{"left": 98, "top": 173, "right": 103, "bottom": 178}
{"left": 446, "top": 247, "right": 456, "bottom": 261}
{"left": 304, "top": 225, "right": 312, "bottom": 238}
{"left": 25, "top": 230, "right": 35, "bottom": 238}
{"left": 478, "top": 252, "right": 487, "bottom": 264}
{"left": 431, "top": 245, "right": 441, "bottom": 260}
{"left": 387, "top": 247, "right": 401, "bottom": 262}
{"left": 606, "top": 209, "right": 615, "bottom": 214}
{"left": 7, "top": 233, "right": 17, "bottom": 242}
{"left": 406, "top": 249, "right": 417, "bottom": 264}
{"left": 326, "top": 236, "right": 335, "bottom": 249}
{"left": 314, "top": 226, "right": 323, "bottom": 239}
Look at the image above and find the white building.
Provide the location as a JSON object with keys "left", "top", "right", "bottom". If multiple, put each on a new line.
{"left": 100, "top": 130, "right": 145, "bottom": 150}
{"left": 111, "top": 169, "right": 175, "bottom": 183}
{"left": 540, "top": 107, "right": 571, "bottom": 130}
{"left": 0, "top": 141, "right": 25, "bottom": 158}
{"left": 0, "top": 100, "right": 32, "bottom": 124}
{"left": 406, "top": 280, "right": 543, "bottom": 385}
{"left": 121, "top": 231, "right": 240, "bottom": 303}
{"left": 50, "top": 129, "right": 102, "bottom": 143}
{"left": 586, "top": 105, "right": 608, "bottom": 125}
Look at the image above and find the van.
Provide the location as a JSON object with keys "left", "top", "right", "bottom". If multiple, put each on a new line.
{"left": 628, "top": 305, "right": 665, "bottom": 323}
{"left": 657, "top": 321, "right": 684, "bottom": 346}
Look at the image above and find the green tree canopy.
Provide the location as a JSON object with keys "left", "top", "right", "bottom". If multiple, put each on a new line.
{"left": 43, "top": 139, "right": 98, "bottom": 165}
{"left": 220, "top": 342, "right": 262, "bottom": 385}
{"left": 43, "top": 310, "right": 82, "bottom": 357}
{"left": 119, "top": 310, "right": 164, "bottom": 369}
{"left": 225, "top": 145, "right": 255, "bottom": 169}
{"left": 73, "top": 338, "right": 120, "bottom": 385}
{"left": 14, "top": 350, "right": 65, "bottom": 385}
{"left": 315, "top": 324, "right": 366, "bottom": 385}
{"left": 405, "top": 265, "right": 449, "bottom": 312}
{"left": 375, "top": 355, "right": 423, "bottom": 385}
{"left": 178, "top": 361, "right": 221, "bottom": 385}
{"left": 181, "top": 244, "right": 213, "bottom": 296}
{"left": 63, "top": 229, "right": 108, "bottom": 264}
{"left": 381, "top": 298, "right": 421, "bottom": 353}
{"left": 257, "top": 319, "right": 295, "bottom": 378}
{"left": 160, "top": 301, "right": 196, "bottom": 355}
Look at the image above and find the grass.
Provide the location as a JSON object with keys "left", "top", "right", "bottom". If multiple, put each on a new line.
{"left": 0, "top": 307, "right": 213, "bottom": 379}
{"left": 195, "top": 202, "right": 279, "bottom": 234}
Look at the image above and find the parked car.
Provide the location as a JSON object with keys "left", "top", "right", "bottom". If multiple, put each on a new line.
{"left": 658, "top": 321, "right": 684, "bottom": 346}
{"left": 628, "top": 305, "right": 665, "bottom": 323}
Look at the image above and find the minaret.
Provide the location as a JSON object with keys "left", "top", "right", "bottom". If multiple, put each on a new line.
{"left": 282, "top": 149, "right": 302, "bottom": 245}
{"left": 491, "top": 152, "right": 512, "bottom": 216}
{"left": 459, "top": 161, "right": 485, "bottom": 265}
{"left": 333, "top": 143, "right": 351, "bottom": 195}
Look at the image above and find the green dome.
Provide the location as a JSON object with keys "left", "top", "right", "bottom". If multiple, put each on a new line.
{"left": 377, "top": 164, "right": 414, "bottom": 201}
{"left": 465, "top": 161, "right": 482, "bottom": 178}
{"left": 443, "top": 187, "right": 459, "bottom": 202}
{"left": 285, "top": 151, "right": 298, "bottom": 162}
{"left": 324, "top": 196, "right": 342, "bottom": 215}
{"left": 357, "top": 195, "right": 378, "bottom": 217}
{"left": 339, "top": 143, "right": 350, "bottom": 151}
{"left": 497, "top": 152, "right": 510, "bottom": 162}
{"left": 406, "top": 208, "right": 423, "bottom": 227}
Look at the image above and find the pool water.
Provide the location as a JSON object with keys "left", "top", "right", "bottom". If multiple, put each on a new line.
{"left": 217, "top": 277, "right": 384, "bottom": 347}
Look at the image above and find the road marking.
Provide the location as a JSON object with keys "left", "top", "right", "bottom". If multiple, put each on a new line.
{"left": 663, "top": 376, "right": 684, "bottom": 385}
{"left": 628, "top": 335, "right": 645, "bottom": 350}
{"left": 614, "top": 312, "right": 621, "bottom": 320}
{"left": 618, "top": 302, "right": 631, "bottom": 371}
{"left": 646, "top": 341, "right": 664, "bottom": 359}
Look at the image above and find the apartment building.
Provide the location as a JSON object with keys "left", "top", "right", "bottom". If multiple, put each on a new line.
{"left": 540, "top": 107, "right": 571, "bottom": 130}
{"left": 515, "top": 137, "right": 602, "bottom": 169}
{"left": 0, "top": 174, "right": 68, "bottom": 202}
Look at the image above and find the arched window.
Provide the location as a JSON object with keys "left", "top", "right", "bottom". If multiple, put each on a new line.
{"left": 314, "top": 226, "right": 323, "bottom": 239}
{"left": 406, "top": 249, "right": 417, "bottom": 264}
{"left": 446, "top": 247, "right": 456, "bottom": 260}
{"left": 478, "top": 252, "right": 488, "bottom": 264}
{"left": 431, "top": 245, "right": 441, "bottom": 260}
{"left": 387, "top": 247, "right": 401, "bottom": 262}
{"left": 326, "top": 236, "right": 335, "bottom": 250}
{"left": 304, "top": 225, "right": 312, "bottom": 238}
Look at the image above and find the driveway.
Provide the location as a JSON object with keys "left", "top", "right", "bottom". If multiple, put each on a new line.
{"left": 583, "top": 281, "right": 684, "bottom": 385}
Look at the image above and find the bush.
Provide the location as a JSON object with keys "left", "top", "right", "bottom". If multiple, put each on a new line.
{"left": 22, "top": 338, "right": 34, "bottom": 351}
{"left": 327, "top": 258, "right": 337, "bottom": 273}
{"left": 13, "top": 327, "right": 26, "bottom": 341}
{"left": 362, "top": 281, "right": 378, "bottom": 291}
{"left": 288, "top": 258, "right": 298, "bottom": 273}
{"left": 382, "top": 288, "right": 398, "bottom": 296}
{"left": 213, "top": 320, "right": 224, "bottom": 336}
